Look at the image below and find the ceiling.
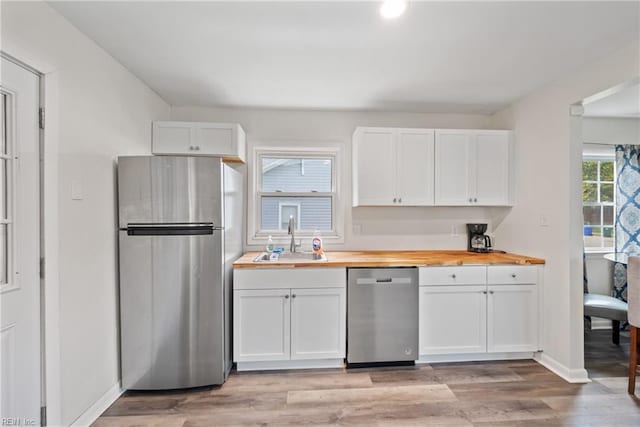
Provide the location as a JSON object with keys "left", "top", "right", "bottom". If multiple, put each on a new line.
{"left": 584, "top": 82, "right": 640, "bottom": 118}
{"left": 49, "top": 1, "right": 639, "bottom": 114}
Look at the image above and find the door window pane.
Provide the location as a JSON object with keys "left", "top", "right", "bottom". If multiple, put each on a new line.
{"left": 601, "top": 161, "right": 614, "bottom": 181}
{"left": 583, "top": 206, "right": 601, "bottom": 225}
{"left": 583, "top": 161, "right": 597, "bottom": 181}
{"left": 601, "top": 183, "right": 614, "bottom": 202}
{"left": 261, "top": 157, "right": 332, "bottom": 192}
{"left": 582, "top": 183, "right": 597, "bottom": 202}
{"left": 0, "top": 224, "right": 7, "bottom": 285}
{"left": 0, "top": 160, "right": 6, "bottom": 219}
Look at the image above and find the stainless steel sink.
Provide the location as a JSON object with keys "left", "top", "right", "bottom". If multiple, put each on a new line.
{"left": 253, "top": 252, "right": 328, "bottom": 262}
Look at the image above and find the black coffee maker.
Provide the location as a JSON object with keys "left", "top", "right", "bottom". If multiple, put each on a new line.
{"left": 467, "top": 223, "right": 493, "bottom": 253}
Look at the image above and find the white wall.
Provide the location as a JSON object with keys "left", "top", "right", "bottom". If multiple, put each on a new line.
{"left": 1, "top": 2, "right": 170, "bottom": 425}
{"left": 583, "top": 117, "right": 640, "bottom": 145}
{"left": 170, "top": 106, "right": 509, "bottom": 251}
{"left": 490, "top": 41, "right": 639, "bottom": 380}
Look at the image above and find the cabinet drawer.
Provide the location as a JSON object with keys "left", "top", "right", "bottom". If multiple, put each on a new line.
{"left": 487, "top": 266, "right": 538, "bottom": 285}
{"left": 234, "top": 268, "right": 346, "bottom": 290}
{"left": 419, "top": 266, "right": 486, "bottom": 286}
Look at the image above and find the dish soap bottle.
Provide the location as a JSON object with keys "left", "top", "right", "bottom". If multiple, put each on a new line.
{"left": 266, "top": 235, "right": 274, "bottom": 253}
{"left": 312, "top": 229, "right": 323, "bottom": 260}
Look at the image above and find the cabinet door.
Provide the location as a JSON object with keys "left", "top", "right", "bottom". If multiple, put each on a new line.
{"left": 419, "top": 285, "right": 487, "bottom": 355}
{"left": 197, "top": 123, "right": 235, "bottom": 156}
{"left": 353, "top": 128, "right": 396, "bottom": 206}
{"left": 475, "top": 131, "right": 511, "bottom": 205}
{"left": 233, "top": 289, "right": 291, "bottom": 362}
{"left": 487, "top": 285, "right": 538, "bottom": 353}
{"left": 434, "top": 130, "right": 473, "bottom": 205}
{"left": 290, "top": 288, "right": 346, "bottom": 360}
{"left": 396, "top": 129, "right": 435, "bottom": 206}
{"left": 152, "top": 121, "right": 196, "bottom": 155}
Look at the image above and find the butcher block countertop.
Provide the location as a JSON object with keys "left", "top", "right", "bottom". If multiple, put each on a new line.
{"left": 233, "top": 250, "right": 545, "bottom": 269}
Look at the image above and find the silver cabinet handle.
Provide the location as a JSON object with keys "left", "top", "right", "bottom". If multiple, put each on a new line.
{"left": 189, "top": 146, "right": 194, "bottom": 150}
{"left": 474, "top": 198, "right": 478, "bottom": 202}
{"left": 469, "top": 198, "right": 473, "bottom": 203}
{"left": 511, "top": 273, "right": 517, "bottom": 278}
{"left": 482, "top": 290, "right": 487, "bottom": 294}
{"left": 284, "top": 295, "right": 289, "bottom": 299}
{"left": 393, "top": 198, "right": 397, "bottom": 203}
{"left": 451, "top": 274, "right": 456, "bottom": 279}
{"left": 195, "top": 146, "right": 200, "bottom": 151}
{"left": 291, "top": 294, "right": 296, "bottom": 298}
{"left": 398, "top": 198, "right": 402, "bottom": 203}
{"left": 489, "top": 290, "right": 494, "bottom": 294}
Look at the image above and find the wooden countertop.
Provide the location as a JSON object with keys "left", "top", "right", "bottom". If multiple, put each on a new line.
{"left": 233, "top": 250, "right": 545, "bottom": 269}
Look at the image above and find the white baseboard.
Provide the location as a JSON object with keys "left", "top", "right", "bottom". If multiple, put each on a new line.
{"left": 236, "top": 359, "right": 344, "bottom": 371}
{"left": 535, "top": 353, "right": 590, "bottom": 383}
{"left": 417, "top": 352, "right": 535, "bottom": 364}
{"left": 70, "top": 381, "right": 123, "bottom": 427}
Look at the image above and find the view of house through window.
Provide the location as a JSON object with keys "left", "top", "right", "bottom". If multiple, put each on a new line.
{"left": 258, "top": 155, "right": 334, "bottom": 234}
{"left": 583, "top": 157, "right": 615, "bottom": 250}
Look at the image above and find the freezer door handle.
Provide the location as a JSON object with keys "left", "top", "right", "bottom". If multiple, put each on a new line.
{"left": 125, "top": 225, "right": 217, "bottom": 236}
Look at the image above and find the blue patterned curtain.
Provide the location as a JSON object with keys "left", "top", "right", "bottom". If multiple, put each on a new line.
{"left": 614, "top": 144, "right": 640, "bottom": 302}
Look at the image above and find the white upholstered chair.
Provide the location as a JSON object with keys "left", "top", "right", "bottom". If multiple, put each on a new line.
{"left": 626, "top": 256, "right": 640, "bottom": 395}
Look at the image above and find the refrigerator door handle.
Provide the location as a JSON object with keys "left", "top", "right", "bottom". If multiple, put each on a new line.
{"left": 125, "top": 225, "right": 216, "bottom": 236}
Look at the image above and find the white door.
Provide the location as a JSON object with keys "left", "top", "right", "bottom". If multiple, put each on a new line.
{"left": 396, "top": 129, "right": 435, "bottom": 206}
{"left": 353, "top": 128, "right": 395, "bottom": 206}
{"left": 434, "top": 130, "right": 473, "bottom": 205}
{"left": 290, "top": 288, "right": 345, "bottom": 360}
{"left": 487, "top": 284, "right": 538, "bottom": 353}
{"left": 475, "top": 131, "right": 511, "bottom": 205}
{"left": 233, "top": 289, "right": 291, "bottom": 362}
{"left": 419, "top": 285, "right": 487, "bottom": 355}
{"left": 0, "top": 58, "right": 41, "bottom": 423}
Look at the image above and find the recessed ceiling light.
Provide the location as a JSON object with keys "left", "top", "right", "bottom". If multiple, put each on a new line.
{"left": 380, "top": 0, "right": 407, "bottom": 19}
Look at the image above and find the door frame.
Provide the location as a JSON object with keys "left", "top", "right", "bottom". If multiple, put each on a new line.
{"left": 1, "top": 50, "right": 60, "bottom": 426}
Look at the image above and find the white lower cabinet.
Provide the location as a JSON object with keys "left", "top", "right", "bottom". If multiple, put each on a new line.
{"left": 487, "top": 284, "right": 538, "bottom": 353}
{"left": 419, "top": 285, "right": 487, "bottom": 355}
{"left": 233, "top": 268, "right": 346, "bottom": 370}
{"left": 419, "top": 266, "right": 541, "bottom": 360}
{"left": 290, "top": 288, "right": 346, "bottom": 360}
{"left": 234, "top": 289, "right": 291, "bottom": 362}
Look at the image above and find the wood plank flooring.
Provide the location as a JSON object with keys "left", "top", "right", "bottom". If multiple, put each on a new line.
{"left": 95, "top": 330, "right": 640, "bottom": 426}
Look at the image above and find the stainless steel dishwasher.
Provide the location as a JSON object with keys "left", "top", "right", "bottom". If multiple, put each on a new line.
{"left": 347, "top": 267, "right": 418, "bottom": 366}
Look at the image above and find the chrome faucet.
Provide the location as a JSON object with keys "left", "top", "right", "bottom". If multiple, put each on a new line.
{"left": 288, "top": 215, "right": 298, "bottom": 253}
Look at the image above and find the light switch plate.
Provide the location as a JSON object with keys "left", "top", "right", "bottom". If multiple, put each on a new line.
{"left": 71, "top": 180, "right": 83, "bottom": 200}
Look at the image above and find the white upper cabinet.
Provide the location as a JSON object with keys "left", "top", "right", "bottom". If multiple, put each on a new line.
{"left": 353, "top": 127, "right": 435, "bottom": 206}
{"left": 152, "top": 121, "right": 246, "bottom": 163}
{"left": 435, "top": 129, "right": 512, "bottom": 206}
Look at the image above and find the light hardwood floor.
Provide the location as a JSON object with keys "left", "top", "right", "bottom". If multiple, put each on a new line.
{"left": 95, "top": 331, "right": 640, "bottom": 426}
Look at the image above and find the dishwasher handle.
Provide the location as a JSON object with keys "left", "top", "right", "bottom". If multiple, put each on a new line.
{"left": 355, "top": 277, "right": 413, "bottom": 285}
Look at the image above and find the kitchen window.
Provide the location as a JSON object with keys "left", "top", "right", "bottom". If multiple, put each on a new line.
{"left": 249, "top": 147, "right": 342, "bottom": 244}
{"left": 583, "top": 157, "right": 615, "bottom": 251}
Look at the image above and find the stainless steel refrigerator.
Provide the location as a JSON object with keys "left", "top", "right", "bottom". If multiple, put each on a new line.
{"left": 117, "top": 156, "right": 243, "bottom": 390}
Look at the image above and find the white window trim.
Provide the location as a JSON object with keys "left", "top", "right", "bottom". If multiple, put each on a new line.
{"left": 583, "top": 155, "right": 615, "bottom": 252}
{"left": 0, "top": 88, "right": 17, "bottom": 293}
{"left": 247, "top": 144, "right": 344, "bottom": 247}
{"left": 278, "top": 202, "right": 301, "bottom": 231}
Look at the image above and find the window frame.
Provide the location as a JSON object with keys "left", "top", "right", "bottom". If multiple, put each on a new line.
{"left": 0, "top": 89, "right": 17, "bottom": 292}
{"left": 248, "top": 145, "right": 344, "bottom": 246}
{"left": 582, "top": 155, "right": 615, "bottom": 253}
